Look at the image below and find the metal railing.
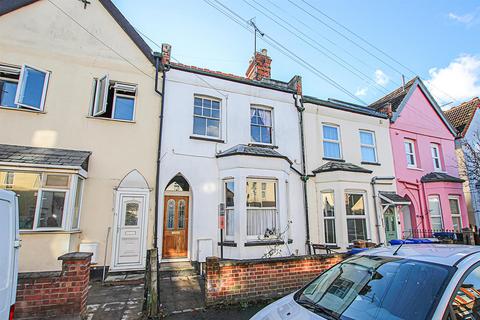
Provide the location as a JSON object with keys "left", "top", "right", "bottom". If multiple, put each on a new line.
{"left": 402, "top": 228, "right": 462, "bottom": 241}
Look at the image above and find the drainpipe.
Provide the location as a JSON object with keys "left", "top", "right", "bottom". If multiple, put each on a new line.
{"left": 153, "top": 51, "right": 170, "bottom": 249}
{"left": 294, "top": 94, "right": 311, "bottom": 255}
{"left": 370, "top": 176, "right": 395, "bottom": 245}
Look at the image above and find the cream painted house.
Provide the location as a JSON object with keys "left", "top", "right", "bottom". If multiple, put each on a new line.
{"left": 303, "top": 97, "right": 405, "bottom": 250}
{"left": 0, "top": 0, "right": 162, "bottom": 272}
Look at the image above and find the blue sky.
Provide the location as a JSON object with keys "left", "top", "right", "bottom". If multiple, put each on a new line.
{"left": 113, "top": 0, "right": 480, "bottom": 107}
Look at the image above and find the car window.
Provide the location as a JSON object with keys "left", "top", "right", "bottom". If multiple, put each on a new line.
{"left": 295, "top": 255, "right": 454, "bottom": 320}
{"left": 450, "top": 264, "right": 480, "bottom": 319}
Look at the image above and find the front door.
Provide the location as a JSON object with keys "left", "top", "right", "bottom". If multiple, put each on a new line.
{"left": 162, "top": 195, "right": 189, "bottom": 258}
{"left": 384, "top": 207, "right": 398, "bottom": 243}
{"left": 112, "top": 193, "right": 147, "bottom": 270}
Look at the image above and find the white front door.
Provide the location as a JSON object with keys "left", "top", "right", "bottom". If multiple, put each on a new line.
{"left": 112, "top": 191, "right": 148, "bottom": 270}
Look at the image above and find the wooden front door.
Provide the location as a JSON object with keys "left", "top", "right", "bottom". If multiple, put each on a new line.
{"left": 162, "top": 195, "right": 189, "bottom": 258}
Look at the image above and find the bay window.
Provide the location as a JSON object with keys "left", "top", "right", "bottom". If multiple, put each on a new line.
{"left": 428, "top": 195, "right": 443, "bottom": 230}
{"left": 246, "top": 179, "right": 278, "bottom": 239}
{"left": 224, "top": 180, "right": 234, "bottom": 239}
{"left": 322, "top": 191, "right": 336, "bottom": 244}
{"left": 345, "top": 193, "right": 368, "bottom": 243}
{"left": 449, "top": 196, "right": 462, "bottom": 232}
{"left": 0, "top": 170, "right": 85, "bottom": 231}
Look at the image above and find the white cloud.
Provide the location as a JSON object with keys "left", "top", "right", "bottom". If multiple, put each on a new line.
{"left": 355, "top": 87, "right": 368, "bottom": 97}
{"left": 374, "top": 69, "right": 390, "bottom": 86}
{"left": 448, "top": 7, "right": 480, "bottom": 27}
{"left": 425, "top": 55, "right": 480, "bottom": 107}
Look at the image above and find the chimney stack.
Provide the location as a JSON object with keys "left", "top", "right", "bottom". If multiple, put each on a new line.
{"left": 245, "top": 48, "right": 272, "bottom": 81}
{"left": 161, "top": 43, "right": 171, "bottom": 66}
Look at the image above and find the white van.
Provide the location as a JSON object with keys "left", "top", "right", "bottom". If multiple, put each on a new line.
{"left": 0, "top": 190, "right": 20, "bottom": 320}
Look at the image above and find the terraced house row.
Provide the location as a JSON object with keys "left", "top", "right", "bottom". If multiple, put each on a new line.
{"left": 0, "top": 0, "right": 476, "bottom": 275}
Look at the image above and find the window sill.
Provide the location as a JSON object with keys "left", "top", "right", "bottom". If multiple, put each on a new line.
{"left": 190, "top": 135, "right": 225, "bottom": 143}
{"left": 86, "top": 116, "right": 136, "bottom": 124}
{"left": 218, "top": 241, "right": 237, "bottom": 247}
{"left": 361, "top": 161, "right": 381, "bottom": 166}
{"left": 0, "top": 105, "right": 45, "bottom": 114}
{"left": 407, "top": 166, "right": 423, "bottom": 171}
{"left": 248, "top": 143, "right": 278, "bottom": 149}
{"left": 244, "top": 239, "right": 292, "bottom": 246}
{"left": 323, "top": 157, "right": 345, "bottom": 162}
{"left": 20, "top": 230, "right": 82, "bottom": 235}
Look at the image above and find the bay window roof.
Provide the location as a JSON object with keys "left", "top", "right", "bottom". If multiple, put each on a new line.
{"left": 0, "top": 144, "right": 91, "bottom": 171}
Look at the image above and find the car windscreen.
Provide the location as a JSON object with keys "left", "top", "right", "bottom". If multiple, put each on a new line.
{"left": 294, "top": 255, "right": 454, "bottom": 320}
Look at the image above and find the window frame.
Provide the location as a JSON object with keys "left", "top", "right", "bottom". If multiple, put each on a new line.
{"left": 111, "top": 89, "right": 137, "bottom": 122}
{"left": 404, "top": 139, "right": 417, "bottom": 168}
{"left": 92, "top": 74, "right": 109, "bottom": 117}
{"left": 428, "top": 195, "right": 444, "bottom": 230}
{"left": 34, "top": 187, "right": 69, "bottom": 231}
{"left": 448, "top": 196, "right": 462, "bottom": 232}
{"left": 70, "top": 176, "right": 85, "bottom": 230}
{"left": 321, "top": 191, "right": 336, "bottom": 245}
{"left": 0, "top": 64, "right": 21, "bottom": 109}
{"left": 14, "top": 64, "right": 50, "bottom": 111}
{"left": 345, "top": 191, "right": 368, "bottom": 244}
{"left": 192, "top": 95, "right": 222, "bottom": 139}
{"left": 246, "top": 178, "right": 278, "bottom": 240}
{"left": 431, "top": 143, "right": 442, "bottom": 171}
{"left": 359, "top": 130, "right": 378, "bottom": 163}
{"left": 322, "top": 123, "right": 342, "bottom": 160}
{"left": 250, "top": 105, "right": 274, "bottom": 145}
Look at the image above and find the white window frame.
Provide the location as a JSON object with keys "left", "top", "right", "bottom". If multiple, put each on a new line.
{"left": 70, "top": 176, "right": 85, "bottom": 231}
{"left": 0, "top": 64, "right": 21, "bottom": 109}
{"left": 192, "top": 95, "right": 222, "bottom": 138}
{"left": 428, "top": 195, "right": 444, "bottom": 230}
{"left": 92, "top": 74, "right": 109, "bottom": 116}
{"left": 224, "top": 179, "right": 235, "bottom": 240}
{"left": 359, "top": 130, "right": 378, "bottom": 163}
{"left": 431, "top": 144, "right": 442, "bottom": 171}
{"left": 345, "top": 191, "right": 369, "bottom": 244}
{"left": 448, "top": 196, "right": 462, "bottom": 232}
{"left": 321, "top": 191, "right": 336, "bottom": 245}
{"left": 250, "top": 105, "right": 274, "bottom": 145}
{"left": 404, "top": 139, "right": 417, "bottom": 168}
{"left": 111, "top": 83, "right": 137, "bottom": 121}
{"left": 246, "top": 178, "right": 278, "bottom": 240}
{"left": 322, "top": 123, "right": 342, "bottom": 159}
{"left": 14, "top": 64, "right": 50, "bottom": 111}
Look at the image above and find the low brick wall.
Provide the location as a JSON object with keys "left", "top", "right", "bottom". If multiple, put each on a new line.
{"left": 15, "top": 252, "right": 92, "bottom": 319}
{"left": 205, "top": 254, "right": 345, "bottom": 306}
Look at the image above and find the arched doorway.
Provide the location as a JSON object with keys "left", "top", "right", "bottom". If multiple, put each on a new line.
{"left": 162, "top": 174, "right": 191, "bottom": 259}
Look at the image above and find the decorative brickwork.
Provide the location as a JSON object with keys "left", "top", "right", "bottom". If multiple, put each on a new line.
{"left": 14, "top": 252, "right": 92, "bottom": 319}
{"left": 205, "top": 254, "right": 345, "bottom": 306}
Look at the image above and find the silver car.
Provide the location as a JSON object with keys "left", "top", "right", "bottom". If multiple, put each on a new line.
{"left": 251, "top": 244, "right": 480, "bottom": 319}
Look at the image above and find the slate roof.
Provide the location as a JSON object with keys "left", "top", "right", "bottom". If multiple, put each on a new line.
{"left": 216, "top": 144, "right": 292, "bottom": 164}
{"left": 0, "top": 144, "right": 91, "bottom": 171}
{"left": 0, "top": 0, "right": 154, "bottom": 63}
{"left": 303, "top": 96, "right": 388, "bottom": 118}
{"left": 312, "top": 161, "right": 372, "bottom": 174}
{"left": 444, "top": 97, "right": 480, "bottom": 137}
{"left": 420, "top": 172, "right": 464, "bottom": 183}
{"left": 379, "top": 192, "right": 411, "bottom": 204}
{"left": 369, "top": 77, "right": 417, "bottom": 112}
{"left": 171, "top": 63, "right": 298, "bottom": 94}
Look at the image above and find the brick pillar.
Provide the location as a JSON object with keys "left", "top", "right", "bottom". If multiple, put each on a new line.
{"left": 57, "top": 252, "right": 93, "bottom": 316}
{"left": 205, "top": 257, "right": 220, "bottom": 305}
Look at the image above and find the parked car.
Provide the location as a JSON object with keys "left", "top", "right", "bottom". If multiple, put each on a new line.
{"left": 0, "top": 190, "right": 20, "bottom": 320}
{"left": 251, "top": 244, "right": 480, "bottom": 319}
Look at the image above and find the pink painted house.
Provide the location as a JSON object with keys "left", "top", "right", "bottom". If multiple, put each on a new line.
{"left": 370, "top": 77, "right": 469, "bottom": 238}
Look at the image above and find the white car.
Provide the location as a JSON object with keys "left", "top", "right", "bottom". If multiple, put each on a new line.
{"left": 0, "top": 190, "right": 20, "bottom": 320}
{"left": 252, "top": 244, "right": 480, "bottom": 320}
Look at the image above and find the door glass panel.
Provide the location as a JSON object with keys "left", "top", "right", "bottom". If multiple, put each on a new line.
{"left": 178, "top": 200, "right": 186, "bottom": 229}
{"left": 124, "top": 202, "right": 139, "bottom": 226}
{"left": 167, "top": 199, "right": 175, "bottom": 230}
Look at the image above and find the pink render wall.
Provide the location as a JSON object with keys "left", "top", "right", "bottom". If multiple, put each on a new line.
{"left": 390, "top": 86, "right": 469, "bottom": 233}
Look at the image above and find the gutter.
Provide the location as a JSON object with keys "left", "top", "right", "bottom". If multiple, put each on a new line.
{"left": 294, "top": 94, "right": 311, "bottom": 255}
{"left": 370, "top": 176, "right": 395, "bottom": 245}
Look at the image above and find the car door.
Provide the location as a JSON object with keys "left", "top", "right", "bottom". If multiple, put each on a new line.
{"left": 443, "top": 262, "right": 480, "bottom": 319}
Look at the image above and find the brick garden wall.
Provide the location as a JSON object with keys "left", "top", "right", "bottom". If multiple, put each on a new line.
{"left": 205, "top": 254, "right": 345, "bottom": 306}
{"left": 14, "top": 252, "right": 92, "bottom": 319}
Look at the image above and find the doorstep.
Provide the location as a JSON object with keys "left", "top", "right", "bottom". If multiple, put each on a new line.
{"left": 104, "top": 270, "right": 145, "bottom": 286}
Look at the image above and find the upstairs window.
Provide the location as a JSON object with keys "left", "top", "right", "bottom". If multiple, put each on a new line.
{"left": 193, "top": 96, "right": 221, "bottom": 138}
{"left": 431, "top": 144, "right": 442, "bottom": 171}
{"left": 250, "top": 106, "right": 273, "bottom": 144}
{"left": 91, "top": 75, "right": 137, "bottom": 121}
{"left": 0, "top": 64, "right": 50, "bottom": 111}
{"left": 359, "top": 130, "right": 377, "bottom": 163}
{"left": 404, "top": 139, "right": 417, "bottom": 167}
{"left": 323, "top": 124, "right": 341, "bottom": 159}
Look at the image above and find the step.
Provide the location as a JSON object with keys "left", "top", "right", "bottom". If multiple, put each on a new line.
{"left": 160, "top": 261, "right": 197, "bottom": 277}
{"left": 103, "top": 271, "right": 145, "bottom": 286}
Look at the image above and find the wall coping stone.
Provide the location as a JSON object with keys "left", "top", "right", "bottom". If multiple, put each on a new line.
{"left": 209, "top": 253, "right": 346, "bottom": 267}
{"left": 18, "top": 271, "right": 62, "bottom": 279}
{"left": 58, "top": 252, "right": 93, "bottom": 261}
